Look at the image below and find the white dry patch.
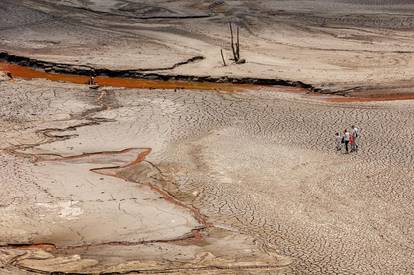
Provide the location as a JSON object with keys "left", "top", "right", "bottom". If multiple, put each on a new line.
{"left": 36, "top": 201, "right": 83, "bottom": 220}
{"left": 58, "top": 201, "right": 83, "bottom": 220}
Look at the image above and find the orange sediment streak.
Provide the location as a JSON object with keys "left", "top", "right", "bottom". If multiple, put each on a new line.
{"left": 96, "top": 75, "right": 247, "bottom": 91}
{"left": 0, "top": 61, "right": 312, "bottom": 97}
{"left": 0, "top": 61, "right": 251, "bottom": 92}
{"left": 123, "top": 148, "right": 152, "bottom": 167}
{"left": 0, "top": 62, "right": 90, "bottom": 84}
{"left": 4, "top": 61, "right": 412, "bottom": 102}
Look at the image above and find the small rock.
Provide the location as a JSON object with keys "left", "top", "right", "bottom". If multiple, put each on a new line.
{"left": 89, "top": 85, "right": 100, "bottom": 90}
{"left": 236, "top": 58, "right": 246, "bottom": 64}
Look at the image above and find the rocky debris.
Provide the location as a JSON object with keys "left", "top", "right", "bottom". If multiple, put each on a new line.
{"left": 1, "top": 241, "right": 291, "bottom": 274}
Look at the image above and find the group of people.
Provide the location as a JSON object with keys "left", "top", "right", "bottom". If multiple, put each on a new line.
{"left": 335, "top": 125, "right": 360, "bottom": 154}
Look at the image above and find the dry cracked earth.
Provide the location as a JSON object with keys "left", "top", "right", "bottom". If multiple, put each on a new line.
{"left": 1, "top": 1, "right": 414, "bottom": 275}
{"left": 2, "top": 0, "right": 414, "bottom": 92}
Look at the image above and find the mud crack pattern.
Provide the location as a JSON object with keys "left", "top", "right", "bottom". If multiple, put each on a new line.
{"left": 130, "top": 89, "right": 414, "bottom": 274}
{"left": 1, "top": 78, "right": 414, "bottom": 274}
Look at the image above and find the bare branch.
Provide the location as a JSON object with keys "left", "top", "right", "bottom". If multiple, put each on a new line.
{"left": 220, "top": 49, "right": 227, "bottom": 66}
{"left": 236, "top": 26, "right": 240, "bottom": 60}
{"left": 229, "top": 22, "right": 238, "bottom": 61}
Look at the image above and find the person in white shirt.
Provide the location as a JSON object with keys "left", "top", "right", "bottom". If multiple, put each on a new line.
{"left": 351, "top": 125, "right": 359, "bottom": 152}
{"left": 335, "top": 132, "right": 342, "bottom": 151}
{"left": 343, "top": 129, "right": 350, "bottom": 153}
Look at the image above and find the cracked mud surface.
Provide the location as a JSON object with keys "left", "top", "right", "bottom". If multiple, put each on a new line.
{"left": 1, "top": 0, "right": 414, "bottom": 93}
{"left": 1, "top": 73, "right": 414, "bottom": 274}
{"left": 1, "top": 1, "right": 414, "bottom": 274}
{"left": 0, "top": 76, "right": 293, "bottom": 274}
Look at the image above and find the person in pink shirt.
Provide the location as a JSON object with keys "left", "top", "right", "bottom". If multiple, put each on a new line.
{"left": 349, "top": 132, "right": 354, "bottom": 152}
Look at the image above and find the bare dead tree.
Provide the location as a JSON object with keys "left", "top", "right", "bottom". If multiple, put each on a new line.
{"left": 236, "top": 26, "right": 240, "bottom": 61}
{"left": 220, "top": 49, "right": 227, "bottom": 66}
{"left": 229, "top": 22, "right": 238, "bottom": 62}
{"left": 229, "top": 22, "right": 243, "bottom": 63}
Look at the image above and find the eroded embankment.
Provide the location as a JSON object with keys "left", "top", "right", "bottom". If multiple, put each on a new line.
{"left": 0, "top": 51, "right": 319, "bottom": 92}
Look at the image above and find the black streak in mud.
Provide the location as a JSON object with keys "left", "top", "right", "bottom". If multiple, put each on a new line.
{"left": 0, "top": 51, "right": 323, "bottom": 93}
{"left": 58, "top": 4, "right": 215, "bottom": 21}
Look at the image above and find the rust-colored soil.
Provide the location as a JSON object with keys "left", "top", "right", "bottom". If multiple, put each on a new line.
{"left": 0, "top": 62, "right": 254, "bottom": 92}
{"left": 2, "top": 62, "right": 413, "bottom": 103}
{"left": 0, "top": 62, "right": 90, "bottom": 84}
